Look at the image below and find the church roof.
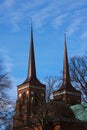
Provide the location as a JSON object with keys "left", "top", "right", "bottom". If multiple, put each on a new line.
{"left": 23, "top": 76, "right": 45, "bottom": 87}
{"left": 27, "top": 24, "right": 36, "bottom": 80}
{"left": 71, "top": 103, "right": 87, "bottom": 121}
{"left": 18, "top": 24, "right": 45, "bottom": 88}
{"left": 62, "top": 34, "right": 71, "bottom": 86}
{"left": 58, "top": 84, "right": 80, "bottom": 92}
{"left": 50, "top": 102, "right": 75, "bottom": 119}
{"left": 55, "top": 103, "right": 75, "bottom": 119}
{"left": 58, "top": 35, "right": 80, "bottom": 92}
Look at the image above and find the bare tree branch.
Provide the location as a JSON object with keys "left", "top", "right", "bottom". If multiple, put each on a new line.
{"left": 0, "top": 59, "right": 13, "bottom": 130}
{"left": 69, "top": 56, "right": 87, "bottom": 102}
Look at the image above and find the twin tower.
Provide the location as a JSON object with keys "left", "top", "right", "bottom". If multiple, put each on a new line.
{"left": 13, "top": 25, "right": 81, "bottom": 129}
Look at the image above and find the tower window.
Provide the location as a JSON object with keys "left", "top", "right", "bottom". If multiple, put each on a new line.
{"left": 19, "top": 93, "right": 22, "bottom": 97}
{"left": 31, "top": 91, "right": 34, "bottom": 95}
{"left": 26, "top": 91, "right": 29, "bottom": 94}
{"left": 22, "top": 92, "right": 26, "bottom": 103}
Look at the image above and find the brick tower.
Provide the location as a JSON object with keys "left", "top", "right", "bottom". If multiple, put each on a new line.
{"left": 53, "top": 35, "right": 81, "bottom": 105}
{"left": 13, "top": 25, "right": 46, "bottom": 130}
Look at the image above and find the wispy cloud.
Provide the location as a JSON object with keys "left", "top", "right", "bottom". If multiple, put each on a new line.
{"left": 53, "top": 13, "right": 68, "bottom": 28}
{"left": 0, "top": 0, "right": 87, "bottom": 38}
{"left": 0, "top": 47, "right": 13, "bottom": 72}
{"left": 67, "top": 18, "right": 82, "bottom": 36}
{"left": 4, "top": 55, "right": 13, "bottom": 72}
{"left": 81, "top": 31, "right": 87, "bottom": 40}
{"left": 66, "top": 7, "right": 87, "bottom": 36}
{"left": 0, "top": 0, "right": 87, "bottom": 47}
{"left": 3, "top": 0, "right": 14, "bottom": 7}
{"left": 0, "top": 0, "right": 15, "bottom": 11}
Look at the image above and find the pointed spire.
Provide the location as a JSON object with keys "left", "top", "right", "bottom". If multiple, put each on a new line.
{"left": 27, "top": 23, "right": 36, "bottom": 80}
{"left": 63, "top": 34, "right": 71, "bottom": 86}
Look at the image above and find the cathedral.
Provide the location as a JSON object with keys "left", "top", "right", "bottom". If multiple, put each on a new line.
{"left": 13, "top": 25, "right": 87, "bottom": 130}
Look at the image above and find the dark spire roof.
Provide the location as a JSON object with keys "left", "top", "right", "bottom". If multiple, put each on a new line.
{"left": 27, "top": 24, "right": 36, "bottom": 80}
{"left": 56, "top": 34, "right": 80, "bottom": 92}
{"left": 21, "top": 23, "right": 45, "bottom": 87}
{"left": 63, "top": 34, "right": 71, "bottom": 86}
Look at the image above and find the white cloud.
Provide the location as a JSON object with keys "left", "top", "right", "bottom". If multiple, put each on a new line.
{"left": 0, "top": 47, "right": 13, "bottom": 72}
{"left": 4, "top": 0, "right": 14, "bottom": 7}
{"left": 67, "top": 18, "right": 82, "bottom": 36}
{"left": 0, "top": 0, "right": 87, "bottom": 35}
{"left": 53, "top": 13, "right": 68, "bottom": 28}
{"left": 0, "top": 0, "right": 15, "bottom": 10}
{"left": 66, "top": 8, "right": 86, "bottom": 36}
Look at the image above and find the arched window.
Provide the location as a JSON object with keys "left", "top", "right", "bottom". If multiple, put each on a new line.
{"left": 34, "top": 93, "right": 40, "bottom": 105}
{"left": 22, "top": 92, "right": 26, "bottom": 103}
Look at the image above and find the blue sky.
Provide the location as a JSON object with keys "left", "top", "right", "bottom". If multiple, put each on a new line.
{"left": 0, "top": 0, "right": 87, "bottom": 99}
